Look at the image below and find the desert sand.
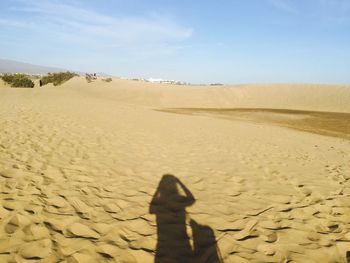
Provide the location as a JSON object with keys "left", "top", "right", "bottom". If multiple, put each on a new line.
{"left": 0, "top": 77, "right": 350, "bottom": 263}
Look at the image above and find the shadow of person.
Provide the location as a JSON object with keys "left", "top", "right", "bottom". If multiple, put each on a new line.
{"left": 150, "top": 174, "right": 223, "bottom": 263}
{"left": 150, "top": 174, "right": 195, "bottom": 263}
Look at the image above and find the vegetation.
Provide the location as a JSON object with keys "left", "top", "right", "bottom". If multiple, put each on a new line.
{"left": 102, "top": 77, "right": 112, "bottom": 82}
{"left": 1, "top": 73, "right": 34, "bottom": 88}
{"left": 41, "top": 72, "right": 78, "bottom": 86}
{"left": 85, "top": 74, "right": 93, "bottom": 83}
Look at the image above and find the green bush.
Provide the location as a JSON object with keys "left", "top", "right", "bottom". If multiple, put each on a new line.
{"left": 102, "top": 77, "right": 112, "bottom": 82}
{"left": 1, "top": 74, "right": 34, "bottom": 88}
{"left": 41, "top": 72, "right": 78, "bottom": 86}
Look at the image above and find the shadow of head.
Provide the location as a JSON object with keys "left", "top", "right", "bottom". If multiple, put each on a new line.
{"left": 158, "top": 174, "right": 181, "bottom": 195}
{"left": 150, "top": 174, "right": 195, "bottom": 213}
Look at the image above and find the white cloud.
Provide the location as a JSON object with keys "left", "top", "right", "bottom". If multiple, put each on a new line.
{"left": 0, "top": 18, "right": 32, "bottom": 28}
{"left": 6, "top": 0, "right": 193, "bottom": 47}
{"left": 319, "top": 0, "right": 350, "bottom": 10}
{"left": 268, "top": 0, "right": 298, "bottom": 14}
{"left": 267, "top": 0, "right": 350, "bottom": 25}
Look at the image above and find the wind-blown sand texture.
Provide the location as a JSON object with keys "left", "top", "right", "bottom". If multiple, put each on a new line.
{"left": 0, "top": 78, "right": 350, "bottom": 263}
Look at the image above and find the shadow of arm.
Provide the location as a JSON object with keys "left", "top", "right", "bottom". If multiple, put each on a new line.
{"left": 177, "top": 179, "right": 195, "bottom": 206}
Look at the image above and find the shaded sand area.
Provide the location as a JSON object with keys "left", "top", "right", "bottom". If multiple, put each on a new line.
{"left": 0, "top": 78, "right": 350, "bottom": 262}
{"left": 159, "top": 108, "right": 350, "bottom": 140}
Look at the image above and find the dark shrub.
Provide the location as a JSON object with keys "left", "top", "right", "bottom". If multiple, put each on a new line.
{"left": 1, "top": 74, "right": 34, "bottom": 88}
{"left": 41, "top": 72, "right": 78, "bottom": 86}
{"left": 102, "top": 77, "right": 112, "bottom": 82}
{"left": 85, "top": 74, "right": 92, "bottom": 83}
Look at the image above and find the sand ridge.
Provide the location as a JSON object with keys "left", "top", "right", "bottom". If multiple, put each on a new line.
{"left": 0, "top": 78, "right": 350, "bottom": 262}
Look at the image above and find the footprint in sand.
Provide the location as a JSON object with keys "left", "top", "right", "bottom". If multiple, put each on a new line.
{"left": 67, "top": 222, "right": 100, "bottom": 239}
{"left": 19, "top": 239, "right": 52, "bottom": 259}
{"left": 68, "top": 198, "right": 92, "bottom": 219}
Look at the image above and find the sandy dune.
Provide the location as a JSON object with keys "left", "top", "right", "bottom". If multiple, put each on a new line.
{"left": 0, "top": 77, "right": 350, "bottom": 262}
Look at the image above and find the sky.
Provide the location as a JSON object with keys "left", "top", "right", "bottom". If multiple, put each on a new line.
{"left": 1, "top": 0, "right": 350, "bottom": 84}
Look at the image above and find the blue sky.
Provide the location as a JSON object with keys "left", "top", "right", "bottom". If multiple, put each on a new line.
{"left": 1, "top": 0, "right": 350, "bottom": 84}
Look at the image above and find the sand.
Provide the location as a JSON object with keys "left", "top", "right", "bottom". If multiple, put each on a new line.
{"left": 0, "top": 77, "right": 350, "bottom": 263}
{"left": 161, "top": 108, "right": 350, "bottom": 140}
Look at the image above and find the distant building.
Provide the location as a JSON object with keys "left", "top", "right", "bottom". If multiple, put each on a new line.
{"left": 125, "top": 77, "right": 189, "bottom": 85}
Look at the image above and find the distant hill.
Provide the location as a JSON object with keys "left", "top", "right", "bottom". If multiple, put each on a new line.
{"left": 0, "top": 59, "right": 70, "bottom": 75}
